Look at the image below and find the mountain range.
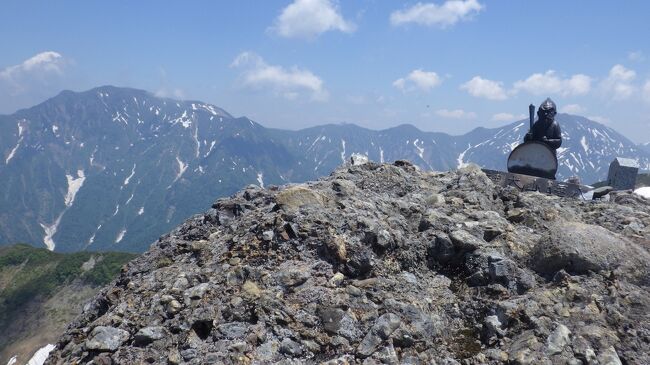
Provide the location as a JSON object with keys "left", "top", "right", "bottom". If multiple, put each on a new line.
{"left": 1, "top": 86, "right": 649, "bottom": 253}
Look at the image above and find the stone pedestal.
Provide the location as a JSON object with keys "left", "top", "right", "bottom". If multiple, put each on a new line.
{"left": 607, "top": 157, "right": 638, "bottom": 190}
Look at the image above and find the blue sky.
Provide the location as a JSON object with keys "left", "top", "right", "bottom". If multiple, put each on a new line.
{"left": 1, "top": 0, "right": 650, "bottom": 142}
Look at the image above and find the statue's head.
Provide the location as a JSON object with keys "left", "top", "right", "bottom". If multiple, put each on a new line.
{"left": 537, "top": 98, "right": 556, "bottom": 122}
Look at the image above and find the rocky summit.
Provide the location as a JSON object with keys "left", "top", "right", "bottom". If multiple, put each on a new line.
{"left": 46, "top": 161, "right": 650, "bottom": 364}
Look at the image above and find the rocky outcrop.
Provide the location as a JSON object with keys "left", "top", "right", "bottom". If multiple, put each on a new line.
{"left": 45, "top": 162, "right": 650, "bottom": 364}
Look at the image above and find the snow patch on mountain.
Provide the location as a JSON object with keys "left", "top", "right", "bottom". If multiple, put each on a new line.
{"left": 123, "top": 164, "right": 136, "bottom": 185}
{"left": 26, "top": 344, "right": 55, "bottom": 365}
{"left": 40, "top": 213, "right": 63, "bottom": 251}
{"left": 307, "top": 135, "right": 323, "bottom": 152}
{"left": 112, "top": 111, "right": 128, "bottom": 125}
{"left": 87, "top": 224, "right": 102, "bottom": 247}
{"left": 580, "top": 136, "right": 589, "bottom": 153}
{"left": 193, "top": 124, "right": 200, "bottom": 158}
{"left": 64, "top": 170, "right": 85, "bottom": 207}
{"left": 457, "top": 144, "right": 471, "bottom": 169}
{"left": 205, "top": 141, "right": 216, "bottom": 157}
{"left": 170, "top": 111, "right": 192, "bottom": 128}
{"left": 173, "top": 157, "right": 187, "bottom": 183}
{"left": 5, "top": 137, "right": 22, "bottom": 164}
{"left": 340, "top": 139, "right": 346, "bottom": 163}
{"left": 191, "top": 103, "right": 225, "bottom": 116}
{"left": 125, "top": 193, "right": 134, "bottom": 205}
{"left": 413, "top": 139, "right": 424, "bottom": 159}
{"left": 89, "top": 146, "right": 98, "bottom": 166}
{"left": 115, "top": 229, "right": 126, "bottom": 243}
{"left": 257, "top": 172, "right": 264, "bottom": 188}
{"left": 635, "top": 187, "right": 650, "bottom": 199}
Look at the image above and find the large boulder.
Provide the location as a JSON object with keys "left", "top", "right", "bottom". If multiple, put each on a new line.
{"left": 275, "top": 186, "right": 327, "bottom": 210}
{"left": 85, "top": 326, "right": 130, "bottom": 352}
{"left": 530, "top": 222, "right": 650, "bottom": 281}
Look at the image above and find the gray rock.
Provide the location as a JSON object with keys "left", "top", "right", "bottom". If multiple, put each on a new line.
{"left": 484, "top": 315, "right": 505, "bottom": 341}
{"left": 279, "top": 338, "right": 303, "bottom": 357}
{"left": 85, "top": 326, "right": 130, "bottom": 351}
{"left": 185, "top": 283, "right": 210, "bottom": 299}
{"left": 134, "top": 326, "right": 165, "bottom": 345}
{"left": 166, "top": 299, "right": 182, "bottom": 315}
{"left": 572, "top": 336, "right": 597, "bottom": 363}
{"left": 275, "top": 186, "right": 326, "bottom": 210}
{"left": 449, "top": 230, "right": 483, "bottom": 251}
{"left": 508, "top": 330, "right": 543, "bottom": 365}
{"left": 429, "top": 233, "right": 456, "bottom": 264}
{"left": 262, "top": 230, "right": 274, "bottom": 241}
{"left": 598, "top": 346, "right": 623, "bottom": 365}
{"left": 332, "top": 179, "right": 356, "bottom": 195}
{"left": 275, "top": 268, "right": 310, "bottom": 287}
{"left": 376, "top": 229, "right": 392, "bottom": 249}
{"left": 180, "top": 348, "right": 198, "bottom": 360}
{"left": 425, "top": 193, "right": 446, "bottom": 207}
{"left": 487, "top": 256, "right": 536, "bottom": 293}
{"left": 172, "top": 276, "right": 189, "bottom": 291}
{"left": 350, "top": 153, "right": 369, "bottom": 166}
{"left": 365, "top": 342, "right": 399, "bottom": 365}
{"left": 217, "top": 322, "right": 248, "bottom": 339}
{"left": 357, "top": 313, "right": 401, "bottom": 358}
{"left": 531, "top": 222, "right": 650, "bottom": 278}
{"left": 319, "top": 307, "right": 346, "bottom": 334}
{"left": 253, "top": 340, "right": 280, "bottom": 362}
{"left": 546, "top": 324, "right": 571, "bottom": 355}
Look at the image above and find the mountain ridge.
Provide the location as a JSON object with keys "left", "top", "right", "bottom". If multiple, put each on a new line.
{"left": 1, "top": 86, "right": 649, "bottom": 253}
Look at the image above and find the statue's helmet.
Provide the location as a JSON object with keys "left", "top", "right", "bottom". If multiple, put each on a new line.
{"left": 538, "top": 97, "right": 557, "bottom": 120}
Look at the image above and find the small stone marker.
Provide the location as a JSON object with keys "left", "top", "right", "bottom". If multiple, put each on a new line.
{"left": 607, "top": 157, "right": 638, "bottom": 190}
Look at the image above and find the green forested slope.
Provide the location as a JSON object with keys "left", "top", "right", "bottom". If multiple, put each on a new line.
{"left": 0, "top": 244, "right": 136, "bottom": 364}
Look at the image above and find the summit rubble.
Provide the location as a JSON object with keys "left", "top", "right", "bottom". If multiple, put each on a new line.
{"left": 46, "top": 161, "right": 650, "bottom": 364}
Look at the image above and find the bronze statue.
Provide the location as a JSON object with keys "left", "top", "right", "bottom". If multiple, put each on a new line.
{"left": 524, "top": 98, "right": 562, "bottom": 152}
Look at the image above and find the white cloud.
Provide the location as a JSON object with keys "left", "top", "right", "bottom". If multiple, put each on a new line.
{"left": 390, "top": 0, "right": 484, "bottom": 28}
{"left": 628, "top": 51, "right": 645, "bottom": 62}
{"left": 643, "top": 80, "right": 650, "bottom": 103}
{"left": 600, "top": 64, "right": 636, "bottom": 100}
{"left": 0, "top": 51, "right": 68, "bottom": 94}
{"left": 393, "top": 69, "right": 442, "bottom": 92}
{"left": 588, "top": 115, "right": 611, "bottom": 125}
{"left": 231, "top": 52, "right": 328, "bottom": 101}
{"left": 435, "top": 108, "right": 476, "bottom": 119}
{"left": 154, "top": 67, "right": 185, "bottom": 100}
{"left": 460, "top": 76, "right": 507, "bottom": 100}
{"left": 491, "top": 112, "right": 526, "bottom": 122}
{"left": 512, "top": 70, "right": 591, "bottom": 97}
{"left": 270, "top": 0, "right": 355, "bottom": 39}
{"left": 560, "top": 104, "right": 585, "bottom": 114}
{"left": 155, "top": 88, "right": 185, "bottom": 99}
